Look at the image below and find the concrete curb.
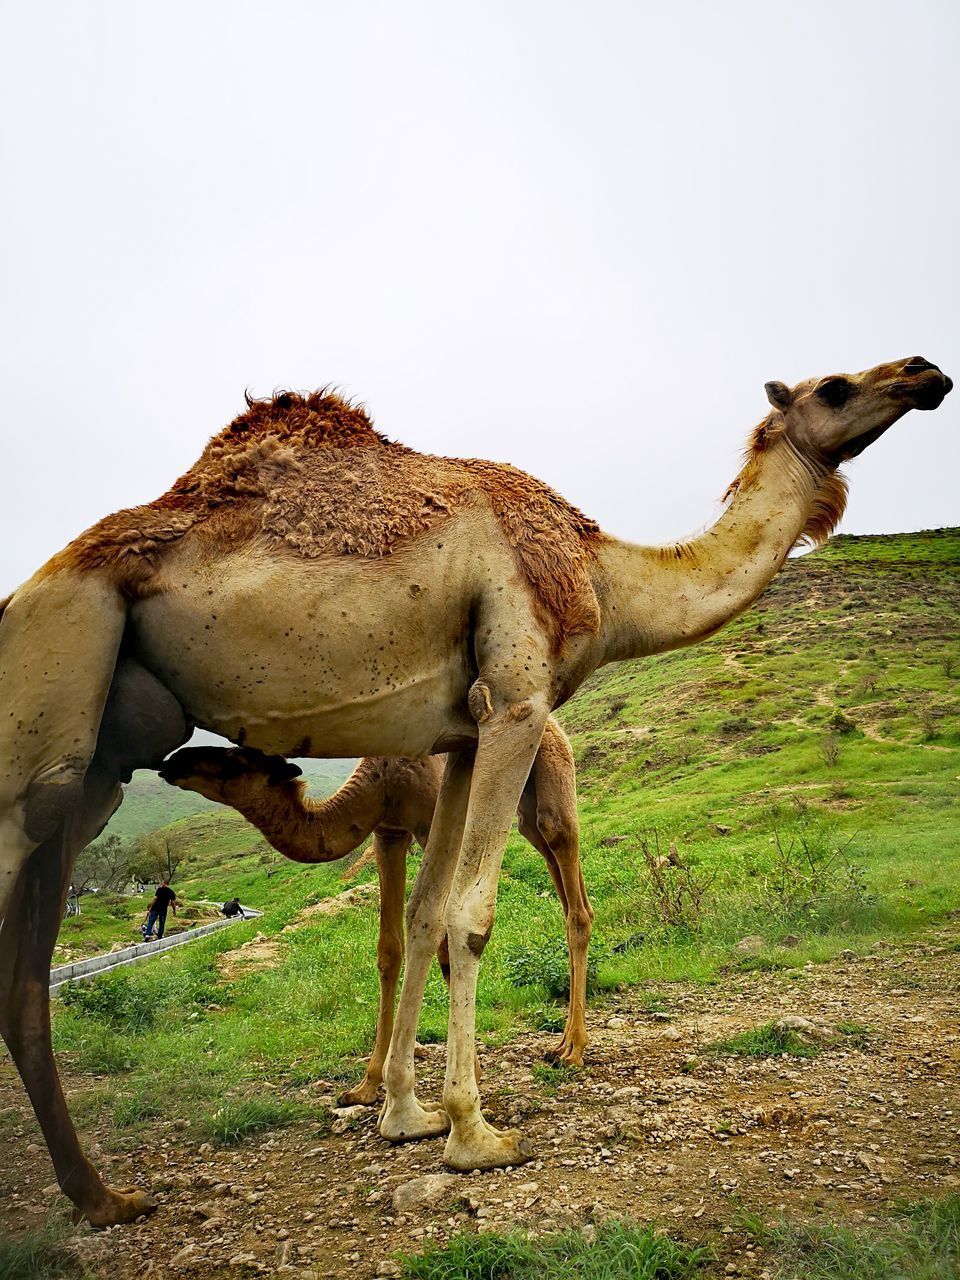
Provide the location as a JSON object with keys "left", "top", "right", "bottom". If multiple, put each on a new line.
{"left": 50, "top": 905, "right": 261, "bottom": 995}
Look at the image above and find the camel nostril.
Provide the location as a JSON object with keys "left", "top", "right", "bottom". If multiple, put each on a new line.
{"left": 945, "top": 376, "right": 954, "bottom": 394}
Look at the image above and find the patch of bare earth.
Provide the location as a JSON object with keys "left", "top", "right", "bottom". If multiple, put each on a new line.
{"left": 215, "top": 933, "right": 284, "bottom": 981}
{"left": 1, "top": 926, "right": 957, "bottom": 1279}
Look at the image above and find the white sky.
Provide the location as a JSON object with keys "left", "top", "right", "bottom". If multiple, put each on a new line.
{"left": 1, "top": 0, "right": 958, "bottom": 598}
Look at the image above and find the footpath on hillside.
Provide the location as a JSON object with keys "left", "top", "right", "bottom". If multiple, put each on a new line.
{"left": 2, "top": 920, "right": 957, "bottom": 1278}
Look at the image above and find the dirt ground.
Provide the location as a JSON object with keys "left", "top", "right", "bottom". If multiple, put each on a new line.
{"left": 2, "top": 924, "right": 958, "bottom": 1279}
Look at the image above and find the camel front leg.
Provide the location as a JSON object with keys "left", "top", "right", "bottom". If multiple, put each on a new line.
{"left": 442, "top": 698, "right": 549, "bottom": 1171}
{"left": 339, "top": 829, "right": 411, "bottom": 1106}
{"left": 379, "top": 753, "right": 473, "bottom": 1142}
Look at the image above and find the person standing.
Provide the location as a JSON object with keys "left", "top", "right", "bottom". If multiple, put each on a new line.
{"left": 144, "top": 879, "right": 177, "bottom": 940}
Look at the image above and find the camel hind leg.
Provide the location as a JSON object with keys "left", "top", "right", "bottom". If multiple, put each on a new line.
{"left": 0, "top": 649, "right": 188, "bottom": 1226}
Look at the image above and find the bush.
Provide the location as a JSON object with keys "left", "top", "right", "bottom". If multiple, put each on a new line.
{"left": 60, "top": 973, "right": 156, "bottom": 1031}
{"left": 637, "top": 833, "right": 716, "bottom": 936}
{"left": 504, "top": 936, "right": 602, "bottom": 999}
{"left": 760, "top": 810, "right": 870, "bottom": 922}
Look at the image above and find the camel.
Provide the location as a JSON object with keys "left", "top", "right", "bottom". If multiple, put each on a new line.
{"left": 157, "top": 714, "right": 591, "bottom": 1106}
{"left": 0, "top": 356, "right": 950, "bottom": 1226}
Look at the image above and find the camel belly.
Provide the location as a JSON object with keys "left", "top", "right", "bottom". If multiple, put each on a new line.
{"left": 128, "top": 541, "right": 480, "bottom": 758}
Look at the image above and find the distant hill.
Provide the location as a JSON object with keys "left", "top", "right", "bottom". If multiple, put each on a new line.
{"left": 103, "top": 756, "right": 356, "bottom": 842}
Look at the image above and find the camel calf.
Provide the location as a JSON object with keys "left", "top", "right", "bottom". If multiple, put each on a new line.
{"left": 160, "top": 716, "right": 593, "bottom": 1099}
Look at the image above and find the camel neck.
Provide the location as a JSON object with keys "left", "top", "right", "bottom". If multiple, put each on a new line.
{"left": 594, "top": 434, "right": 824, "bottom": 664}
{"left": 237, "top": 768, "right": 384, "bottom": 863}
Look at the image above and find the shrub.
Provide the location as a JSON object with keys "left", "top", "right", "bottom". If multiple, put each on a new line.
{"left": 504, "top": 936, "right": 602, "bottom": 999}
{"left": 59, "top": 973, "right": 156, "bottom": 1031}
{"left": 760, "top": 812, "right": 870, "bottom": 922}
{"left": 637, "top": 832, "right": 716, "bottom": 935}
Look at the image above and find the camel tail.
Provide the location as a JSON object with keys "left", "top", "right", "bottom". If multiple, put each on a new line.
{"left": 0, "top": 567, "right": 127, "bottom": 921}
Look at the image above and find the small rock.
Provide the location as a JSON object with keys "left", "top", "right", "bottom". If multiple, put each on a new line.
{"left": 734, "top": 935, "right": 764, "bottom": 956}
{"left": 776, "top": 1015, "right": 834, "bottom": 1044}
{"left": 715, "top": 824, "right": 732, "bottom": 835}
{"left": 780, "top": 934, "right": 801, "bottom": 948}
{"left": 392, "top": 1173, "right": 461, "bottom": 1213}
{"left": 376, "top": 1264, "right": 402, "bottom": 1279}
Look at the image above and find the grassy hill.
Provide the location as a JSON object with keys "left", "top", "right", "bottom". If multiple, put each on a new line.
{"left": 49, "top": 528, "right": 959, "bottom": 1121}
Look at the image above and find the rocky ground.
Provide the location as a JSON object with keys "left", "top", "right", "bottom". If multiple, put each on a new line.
{"left": 2, "top": 924, "right": 958, "bottom": 1279}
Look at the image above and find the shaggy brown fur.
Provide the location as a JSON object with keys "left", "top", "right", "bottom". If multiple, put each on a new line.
{"left": 47, "top": 392, "right": 605, "bottom": 650}
{"left": 721, "top": 415, "right": 849, "bottom": 548}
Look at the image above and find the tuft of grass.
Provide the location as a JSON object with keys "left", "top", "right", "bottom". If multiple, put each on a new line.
{"left": 757, "top": 1194, "right": 960, "bottom": 1279}
{"left": 530, "top": 1062, "right": 580, "bottom": 1092}
{"left": 400, "top": 1219, "right": 711, "bottom": 1279}
{"left": 706, "top": 1022, "right": 821, "bottom": 1059}
{"left": 0, "top": 1224, "right": 88, "bottom": 1280}
{"left": 206, "top": 1097, "right": 302, "bottom": 1144}
{"left": 73, "top": 1026, "right": 138, "bottom": 1075}
{"left": 112, "top": 1089, "right": 165, "bottom": 1128}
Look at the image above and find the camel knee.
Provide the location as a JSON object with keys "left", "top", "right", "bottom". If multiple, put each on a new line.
{"left": 570, "top": 903, "right": 594, "bottom": 936}
{"left": 536, "top": 808, "right": 570, "bottom": 850}
{"left": 445, "top": 901, "right": 495, "bottom": 960}
{"left": 377, "top": 931, "right": 404, "bottom": 981}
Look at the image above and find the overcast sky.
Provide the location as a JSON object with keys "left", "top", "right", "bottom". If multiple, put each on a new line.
{"left": 1, "top": 0, "right": 957, "bottom": 598}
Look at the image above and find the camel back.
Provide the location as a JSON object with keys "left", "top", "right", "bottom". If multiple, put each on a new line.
{"left": 50, "top": 392, "right": 606, "bottom": 650}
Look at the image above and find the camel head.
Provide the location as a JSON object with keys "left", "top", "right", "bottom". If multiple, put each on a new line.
{"left": 159, "top": 745, "right": 302, "bottom": 803}
{"left": 763, "top": 356, "right": 952, "bottom": 466}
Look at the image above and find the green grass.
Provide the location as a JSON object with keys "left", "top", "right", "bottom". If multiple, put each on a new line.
{"left": 399, "top": 1220, "right": 711, "bottom": 1279}
{"left": 754, "top": 1195, "right": 960, "bottom": 1279}
{"left": 0, "top": 1224, "right": 90, "bottom": 1280}
{"left": 46, "top": 528, "right": 960, "bottom": 1133}
{"left": 706, "top": 1022, "right": 822, "bottom": 1059}
{"left": 205, "top": 1097, "right": 305, "bottom": 1145}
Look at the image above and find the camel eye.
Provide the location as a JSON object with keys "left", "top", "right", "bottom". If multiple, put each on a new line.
{"left": 815, "top": 377, "right": 853, "bottom": 409}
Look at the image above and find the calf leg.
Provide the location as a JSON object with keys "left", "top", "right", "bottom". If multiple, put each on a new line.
{"left": 339, "top": 829, "right": 411, "bottom": 1106}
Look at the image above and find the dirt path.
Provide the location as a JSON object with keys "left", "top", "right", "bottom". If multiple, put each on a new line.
{"left": 2, "top": 926, "right": 958, "bottom": 1278}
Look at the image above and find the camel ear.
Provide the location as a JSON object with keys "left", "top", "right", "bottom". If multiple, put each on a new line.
{"left": 764, "top": 381, "right": 793, "bottom": 410}
{"left": 268, "top": 758, "right": 302, "bottom": 784}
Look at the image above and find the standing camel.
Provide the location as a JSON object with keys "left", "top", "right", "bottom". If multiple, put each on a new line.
{"left": 0, "top": 357, "right": 950, "bottom": 1224}
{"left": 158, "top": 714, "right": 591, "bottom": 1106}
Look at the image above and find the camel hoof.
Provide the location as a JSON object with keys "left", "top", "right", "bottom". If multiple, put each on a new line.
{"left": 378, "top": 1096, "right": 450, "bottom": 1143}
{"left": 544, "top": 1037, "right": 584, "bottom": 1068}
{"left": 338, "top": 1081, "right": 381, "bottom": 1107}
{"left": 443, "top": 1123, "right": 534, "bottom": 1171}
{"left": 79, "top": 1186, "right": 158, "bottom": 1228}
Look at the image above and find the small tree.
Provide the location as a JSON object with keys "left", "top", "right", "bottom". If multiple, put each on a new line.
{"left": 133, "top": 832, "right": 187, "bottom": 885}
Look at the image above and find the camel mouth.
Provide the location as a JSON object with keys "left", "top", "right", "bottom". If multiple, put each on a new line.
{"left": 887, "top": 367, "right": 952, "bottom": 412}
